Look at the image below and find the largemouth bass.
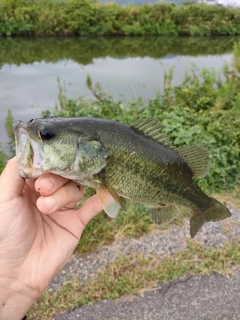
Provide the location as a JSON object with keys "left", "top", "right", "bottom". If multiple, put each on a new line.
{"left": 13, "top": 117, "right": 231, "bottom": 237}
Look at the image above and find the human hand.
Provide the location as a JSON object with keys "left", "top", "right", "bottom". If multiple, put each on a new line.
{"left": 0, "top": 157, "right": 104, "bottom": 320}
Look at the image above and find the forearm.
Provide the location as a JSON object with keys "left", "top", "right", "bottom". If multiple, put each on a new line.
{"left": 0, "top": 278, "right": 39, "bottom": 320}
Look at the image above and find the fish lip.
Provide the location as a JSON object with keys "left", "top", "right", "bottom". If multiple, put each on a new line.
{"left": 13, "top": 120, "right": 25, "bottom": 133}
{"left": 18, "top": 166, "right": 44, "bottom": 179}
{"left": 15, "top": 127, "right": 28, "bottom": 160}
{"left": 14, "top": 122, "right": 44, "bottom": 179}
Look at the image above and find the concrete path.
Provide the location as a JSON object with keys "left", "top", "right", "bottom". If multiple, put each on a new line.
{"left": 54, "top": 270, "right": 240, "bottom": 320}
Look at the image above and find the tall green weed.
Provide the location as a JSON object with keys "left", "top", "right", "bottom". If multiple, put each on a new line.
{"left": 47, "top": 44, "right": 240, "bottom": 194}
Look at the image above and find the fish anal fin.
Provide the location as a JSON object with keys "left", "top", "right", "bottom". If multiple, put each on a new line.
{"left": 131, "top": 118, "right": 172, "bottom": 147}
{"left": 147, "top": 204, "right": 180, "bottom": 225}
{"left": 177, "top": 146, "right": 211, "bottom": 178}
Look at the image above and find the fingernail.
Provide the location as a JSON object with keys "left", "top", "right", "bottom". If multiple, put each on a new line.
{"left": 42, "top": 196, "right": 57, "bottom": 211}
{"left": 38, "top": 176, "right": 56, "bottom": 192}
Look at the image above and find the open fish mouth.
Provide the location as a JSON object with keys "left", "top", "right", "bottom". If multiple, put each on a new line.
{"left": 14, "top": 120, "right": 43, "bottom": 179}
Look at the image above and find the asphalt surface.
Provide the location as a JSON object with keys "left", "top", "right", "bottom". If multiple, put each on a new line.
{"left": 54, "top": 270, "right": 240, "bottom": 320}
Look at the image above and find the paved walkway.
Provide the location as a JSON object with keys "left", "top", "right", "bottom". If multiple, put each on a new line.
{"left": 54, "top": 271, "right": 240, "bottom": 320}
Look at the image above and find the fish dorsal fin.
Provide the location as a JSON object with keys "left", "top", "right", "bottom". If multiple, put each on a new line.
{"left": 132, "top": 118, "right": 172, "bottom": 146}
{"left": 176, "top": 146, "right": 211, "bottom": 178}
{"left": 132, "top": 119, "right": 210, "bottom": 178}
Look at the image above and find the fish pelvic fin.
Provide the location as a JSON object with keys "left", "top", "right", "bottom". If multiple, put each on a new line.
{"left": 147, "top": 204, "right": 180, "bottom": 225}
{"left": 190, "top": 197, "right": 231, "bottom": 238}
{"left": 97, "top": 185, "right": 125, "bottom": 218}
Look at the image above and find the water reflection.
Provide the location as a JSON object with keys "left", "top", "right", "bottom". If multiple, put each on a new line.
{"left": 0, "top": 36, "right": 237, "bottom": 145}
{"left": 0, "top": 36, "right": 236, "bottom": 65}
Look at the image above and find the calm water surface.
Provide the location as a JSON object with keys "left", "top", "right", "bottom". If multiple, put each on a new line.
{"left": 0, "top": 36, "right": 237, "bottom": 146}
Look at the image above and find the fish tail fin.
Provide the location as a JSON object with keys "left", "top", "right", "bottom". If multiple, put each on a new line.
{"left": 190, "top": 197, "right": 231, "bottom": 238}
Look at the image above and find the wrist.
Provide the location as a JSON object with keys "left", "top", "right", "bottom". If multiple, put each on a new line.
{"left": 0, "top": 277, "right": 40, "bottom": 320}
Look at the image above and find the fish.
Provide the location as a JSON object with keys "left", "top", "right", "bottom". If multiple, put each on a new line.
{"left": 13, "top": 117, "right": 231, "bottom": 238}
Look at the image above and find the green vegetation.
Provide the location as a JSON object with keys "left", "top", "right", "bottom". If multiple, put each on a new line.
{"left": 1, "top": 0, "right": 240, "bottom": 36}
{"left": 2, "top": 43, "right": 240, "bottom": 252}
{"left": 42, "top": 44, "right": 240, "bottom": 254}
{"left": 50, "top": 48, "right": 240, "bottom": 195}
{"left": 28, "top": 240, "right": 240, "bottom": 319}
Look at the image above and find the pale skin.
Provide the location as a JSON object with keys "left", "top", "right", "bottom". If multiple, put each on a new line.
{"left": 0, "top": 157, "right": 107, "bottom": 320}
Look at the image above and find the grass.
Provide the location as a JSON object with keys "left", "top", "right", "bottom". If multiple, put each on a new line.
{"left": 77, "top": 198, "right": 153, "bottom": 254}
{"left": 27, "top": 240, "right": 240, "bottom": 319}
{"left": 77, "top": 194, "right": 190, "bottom": 254}
{"left": 213, "top": 186, "right": 240, "bottom": 209}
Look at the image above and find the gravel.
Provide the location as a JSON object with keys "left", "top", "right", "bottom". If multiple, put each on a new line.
{"left": 49, "top": 204, "right": 240, "bottom": 291}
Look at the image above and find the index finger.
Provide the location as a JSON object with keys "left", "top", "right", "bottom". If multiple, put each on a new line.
{"left": 35, "top": 174, "right": 75, "bottom": 196}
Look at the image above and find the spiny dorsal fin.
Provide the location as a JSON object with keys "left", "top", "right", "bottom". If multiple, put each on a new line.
{"left": 132, "top": 118, "right": 172, "bottom": 146}
{"left": 176, "top": 146, "right": 211, "bottom": 178}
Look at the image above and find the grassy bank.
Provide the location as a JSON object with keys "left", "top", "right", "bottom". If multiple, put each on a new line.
{"left": 1, "top": 0, "right": 240, "bottom": 36}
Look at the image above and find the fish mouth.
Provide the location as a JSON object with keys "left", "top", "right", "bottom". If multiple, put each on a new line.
{"left": 14, "top": 121, "right": 43, "bottom": 179}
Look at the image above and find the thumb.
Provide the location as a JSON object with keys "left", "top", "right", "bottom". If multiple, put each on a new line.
{"left": 0, "top": 157, "right": 25, "bottom": 202}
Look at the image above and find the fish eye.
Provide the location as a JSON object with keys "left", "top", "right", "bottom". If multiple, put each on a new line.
{"left": 38, "top": 128, "right": 55, "bottom": 141}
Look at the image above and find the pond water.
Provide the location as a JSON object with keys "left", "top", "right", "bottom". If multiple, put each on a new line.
{"left": 0, "top": 36, "right": 237, "bottom": 147}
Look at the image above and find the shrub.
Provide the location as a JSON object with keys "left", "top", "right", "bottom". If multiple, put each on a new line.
{"left": 0, "top": 0, "right": 240, "bottom": 36}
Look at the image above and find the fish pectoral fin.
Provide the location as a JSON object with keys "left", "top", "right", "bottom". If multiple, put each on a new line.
{"left": 147, "top": 204, "right": 180, "bottom": 225}
{"left": 97, "top": 186, "right": 125, "bottom": 218}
